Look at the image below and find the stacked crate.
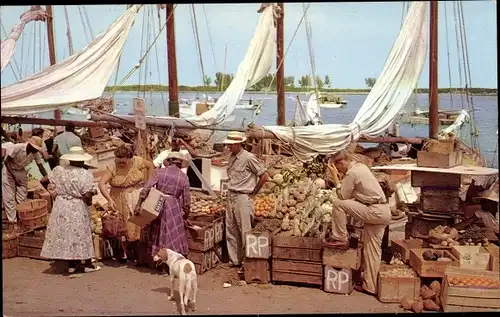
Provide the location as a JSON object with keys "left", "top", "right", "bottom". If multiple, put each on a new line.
{"left": 271, "top": 235, "right": 323, "bottom": 287}
{"left": 186, "top": 214, "right": 224, "bottom": 275}
{"left": 16, "top": 199, "right": 49, "bottom": 259}
{"left": 322, "top": 245, "right": 362, "bottom": 294}
{"left": 243, "top": 231, "right": 271, "bottom": 284}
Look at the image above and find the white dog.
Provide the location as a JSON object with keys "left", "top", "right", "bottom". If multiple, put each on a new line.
{"left": 153, "top": 248, "right": 198, "bottom": 315}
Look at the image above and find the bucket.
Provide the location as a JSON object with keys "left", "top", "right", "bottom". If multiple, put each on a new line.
{"left": 16, "top": 199, "right": 48, "bottom": 232}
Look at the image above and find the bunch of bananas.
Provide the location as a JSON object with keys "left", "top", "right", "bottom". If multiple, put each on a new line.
{"left": 282, "top": 168, "right": 303, "bottom": 185}
{"left": 304, "top": 160, "right": 326, "bottom": 176}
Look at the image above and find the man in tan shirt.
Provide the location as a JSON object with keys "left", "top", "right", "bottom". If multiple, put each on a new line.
{"left": 329, "top": 151, "right": 391, "bottom": 296}
{"left": 2, "top": 136, "right": 47, "bottom": 223}
{"left": 222, "top": 131, "right": 269, "bottom": 274}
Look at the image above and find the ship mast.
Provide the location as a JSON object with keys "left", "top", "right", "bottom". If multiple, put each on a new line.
{"left": 167, "top": 4, "right": 179, "bottom": 118}
{"left": 428, "top": 0, "right": 439, "bottom": 139}
{"left": 276, "top": 3, "right": 285, "bottom": 126}
{"left": 45, "top": 5, "right": 59, "bottom": 120}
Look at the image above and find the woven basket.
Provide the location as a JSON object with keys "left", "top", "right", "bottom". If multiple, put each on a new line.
{"left": 2, "top": 231, "right": 19, "bottom": 259}
{"left": 16, "top": 199, "right": 48, "bottom": 232}
{"left": 426, "top": 138, "right": 455, "bottom": 154}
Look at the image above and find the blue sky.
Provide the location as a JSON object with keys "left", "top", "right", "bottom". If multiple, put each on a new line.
{"left": 0, "top": 2, "right": 497, "bottom": 88}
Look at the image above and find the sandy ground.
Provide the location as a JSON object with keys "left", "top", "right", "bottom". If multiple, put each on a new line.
{"left": 2, "top": 256, "right": 404, "bottom": 316}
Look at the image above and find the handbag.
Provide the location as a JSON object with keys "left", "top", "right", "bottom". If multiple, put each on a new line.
{"left": 102, "top": 214, "right": 127, "bottom": 238}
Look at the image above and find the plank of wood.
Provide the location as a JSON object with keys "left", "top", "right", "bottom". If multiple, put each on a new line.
{"left": 372, "top": 164, "right": 498, "bottom": 176}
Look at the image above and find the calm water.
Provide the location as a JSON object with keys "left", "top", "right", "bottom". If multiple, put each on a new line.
{"left": 34, "top": 91, "right": 498, "bottom": 167}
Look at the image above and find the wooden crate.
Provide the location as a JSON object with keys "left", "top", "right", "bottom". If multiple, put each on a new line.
{"left": 411, "top": 171, "right": 462, "bottom": 189}
{"left": 211, "top": 244, "right": 223, "bottom": 268}
{"left": 417, "top": 151, "right": 462, "bottom": 169}
{"left": 377, "top": 264, "right": 420, "bottom": 303}
{"left": 391, "top": 239, "right": 424, "bottom": 264}
{"left": 322, "top": 245, "right": 362, "bottom": 270}
{"left": 484, "top": 244, "right": 499, "bottom": 271}
{"left": 272, "top": 235, "right": 322, "bottom": 262}
{"left": 18, "top": 231, "right": 48, "bottom": 260}
{"left": 409, "top": 248, "right": 460, "bottom": 278}
{"left": 187, "top": 220, "right": 215, "bottom": 252}
{"left": 190, "top": 214, "right": 224, "bottom": 244}
{"left": 245, "top": 231, "right": 271, "bottom": 259}
{"left": 89, "top": 126, "right": 105, "bottom": 138}
{"left": 244, "top": 258, "right": 270, "bottom": 284}
{"left": 420, "top": 188, "right": 461, "bottom": 213}
{"left": 272, "top": 259, "right": 322, "bottom": 286}
{"left": 441, "top": 266, "right": 500, "bottom": 312}
{"left": 187, "top": 249, "right": 212, "bottom": 275}
{"left": 450, "top": 245, "right": 491, "bottom": 270}
{"left": 323, "top": 266, "right": 353, "bottom": 294}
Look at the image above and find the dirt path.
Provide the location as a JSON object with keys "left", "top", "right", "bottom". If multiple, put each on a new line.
{"left": 2, "top": 257, "right": 403, "bottom": 316}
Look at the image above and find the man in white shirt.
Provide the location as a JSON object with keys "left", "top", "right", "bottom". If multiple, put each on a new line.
{"left": 54, "top": 123, "right": 82, "bottom": 156}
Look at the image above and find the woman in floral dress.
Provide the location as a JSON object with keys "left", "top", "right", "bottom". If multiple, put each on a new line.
{"left": 99, "top": 145, "right": 154, "bottom": 262}
{"left": 41, "top": 147, "right": 99, "bottom": 274}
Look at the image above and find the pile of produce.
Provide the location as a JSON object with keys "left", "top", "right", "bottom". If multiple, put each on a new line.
{"left": 447, "top": 275, "right": 500, "bottom": 288}
{"left": 379, "top": 266, "right": 417, "bottom": 278}
{"left": 91, "top": 205, "right": 103, "bottom": 235}
{"left": 303, "top": 156, "right": 327, "bottom": 179}
{"left": 401, "top": 282, "right": 442, "bottom": 312}
{"left": 254, "top": 195, "right": 277, "bottom": 217}
{"left": 458, "top": 227, "right": 489, "bottom": 246}
{"left": 422, "top": 250, "right": 454, "bottom": 262}
{"left": 190, "top": 193, "right": 225, "bottom": 215}
{"left": 428, "top": 225, "right": 460, "bottom": 247}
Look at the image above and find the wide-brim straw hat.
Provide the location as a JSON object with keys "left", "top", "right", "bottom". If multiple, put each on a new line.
{"left": 222, "top": 131, "right": 247, "bottom": 144}
{"left": 28, "top": 136, "right": 45, "bottom": 153}
{"left": 165, "top": 151, "right": 191, "bottom": 162}
{"left": 60, "top": 146, "right": 93, "bottom": 162}
{"left": 478, "top": 189, "right": 499, "bottom": 203}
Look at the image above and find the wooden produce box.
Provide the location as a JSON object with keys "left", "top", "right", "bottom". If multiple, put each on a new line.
{"left": 322, "top": 245, "right": 362, "bottom": 270}
{"left": 441, "top": 266, "right": 500, "bottom": 312}
{"left": 409, "top": 248, "right": 459, "bottom": 278}
{"left": 411, "top": 171, "right": 462, "bottom": 189}
{"left": 190, "top": 214, "right": 224, "bottom": 244}
{"left": 420, "top": 188, "right": 461, "bottom": 213}
{"left": 377, "top": 264, "right": 420, "bottom": 303}
{"left": 245, "top": 231, "right": 271, "bottom": 259}
{"left": 211, "top": 243, "right": 223, "bottom": 269}
{"left": 323, "top": 266, "right": 353, "bottom": 294}
{"left": 187, "top": 248, "right": 212, "bottom": 275}
{"left": 272, "top": 235, "right": 322, "bottom": 262}
{"left": 484, "top": 244, "right": 499, "bottom": 271}
{"left": 89, "top": 126, "right": 105, "bottom": 139}
{"left": 272, "top": 259, "right": 322, "bottom": 287}
{"left": 391, "top": 239, "right": 423, "bottom": 264}
{"left": 244, "top": 258, "right": 270, "bottom": 284}
{"left": 187, "top": 220, "right": 215, "bottom": 252}
{"left": 450, "top": 245, "right": 491, "bottom": 270}
{"left": 18, "top": 230, "right": 48, "bottom": 260}
{"left": 417, "top": 150, "right": 463, "bottom": 169}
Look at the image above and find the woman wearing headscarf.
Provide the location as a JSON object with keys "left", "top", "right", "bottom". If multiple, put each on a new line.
{"left": 99, "top": 145, "right": 154, "bottom": 263}
{"left": 135, "top": 151, "right": 191, "bottom": 257}
{"left": 40, "top": 147, "right": 99, "bottom": 274}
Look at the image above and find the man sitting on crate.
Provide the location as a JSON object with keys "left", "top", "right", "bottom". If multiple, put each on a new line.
{"left": 222, "top": 131, "right": 269, "bottom": 275}
{"left": 327, "top": 150, "right": 391, "bottom": 296}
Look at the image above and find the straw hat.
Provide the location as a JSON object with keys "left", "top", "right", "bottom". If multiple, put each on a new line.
{"left": 222, "top": 131, "right": 247, "bottom": 144}
{"left": 60, "top": 146, "right": 93, "bottom": 162}
{"left": 479, "top": 189, "right": 499, "bottom": 203}
{"left": 165, "top": 151, "right": 191, "bottom": 162}
{"left": 28, "top": 136, "right": 45, "bottom": 152}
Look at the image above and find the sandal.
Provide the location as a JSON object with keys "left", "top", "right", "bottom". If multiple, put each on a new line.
{"left": 84, "top": 265, "right": 101, "bottom": 273}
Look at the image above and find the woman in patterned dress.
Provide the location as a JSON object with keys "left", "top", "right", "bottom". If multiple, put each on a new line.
{"left": 99, "top": 145, "right": 154, "bottom": 263}
{"left": 40, "top": 147, "right": 99, "bottom": 274}
{"left": 135, "top": 152, "right": 190, "bottom": 257}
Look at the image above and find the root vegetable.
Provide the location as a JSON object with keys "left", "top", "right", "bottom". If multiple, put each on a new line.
{"left": 420, "top": 286, "right": 436, "bottom": 300}
{"left": 423, "top": 299, "right": 440, "bottom": 311}
{"left": 411, "top": 301, "right": 424, "bottom": 313}
{"left": 429, "top": 281, "right": 441, "bottom": 296}
{"left": 437, "top": 257, "right": 452, "bottom": 262}
{"left": 401, "top": 296, "right": 414, "bottom": 310}
{"left": 441, "top": 241, "right": 448, "bottom": 246}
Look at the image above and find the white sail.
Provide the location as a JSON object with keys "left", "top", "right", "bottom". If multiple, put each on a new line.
{"left": 1, "top": 6, "right": 48, "bottom": 73}
{"left": 293, "top": 93, "right": 321, "bottom": 126}
{"left": 185, "top": 4, "right": 277, "bottom": 126}
{"left": 1, "top": 5, "right": 141, "bottom": 116}
{"left": 262, "top": 2, "right": 428, "bottom": 161}
{"left": 440, "top": 109, "right": 470, "bottom": 135}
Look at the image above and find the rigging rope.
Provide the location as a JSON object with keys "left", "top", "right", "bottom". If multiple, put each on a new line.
{"left": 0, "top": 22, "right": 20, "bottom": 81}
{"left": 82, "top": 6, "right": 94, "bottom": 39}
{"left": 452, "top": 1, "right": 465, "bottom": 107}
{"left": 137, "top": 6, "right": 147, "bottom": 97}
{"left": 443, "top": 1, "right": 454, "bottom": 108}
{"left": 142, "top": 5, "right": 152, "bottom": 100}
{"left": 108, "top": 5, "right": 177, "bottom": 97}
{"left": 77, "top": 5, "right": 90, "bottom": 43}
{"left": 190, "top": 4, "right": 209, "bottom": 101}
{"left": 202, "top": 4, "right": 218, "bottom": 71}
{"left": 63, "top": 5, "right": 74, "bottom": 55}
{"left": 152, "top": 6, "right": 167, "bottom": 115}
